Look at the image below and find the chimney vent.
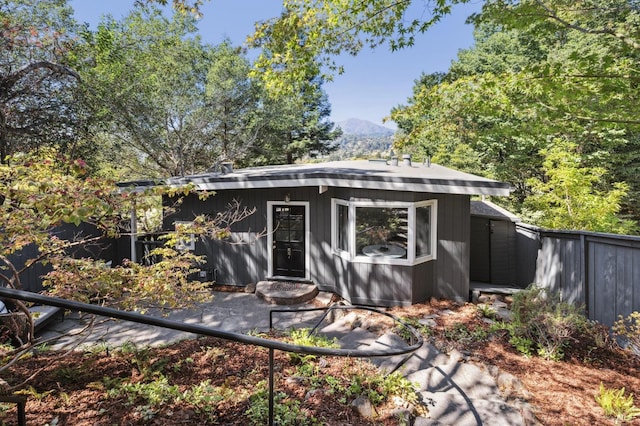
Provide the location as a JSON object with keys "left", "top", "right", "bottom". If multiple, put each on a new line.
{"left": 220, "top": 162, "right": 234, "bottom": 174}
{"left": 402, "top": 154, "right": 412, "bottom": 166}
{"left": 390, "top": 156, "right": 398, "bottom": 166}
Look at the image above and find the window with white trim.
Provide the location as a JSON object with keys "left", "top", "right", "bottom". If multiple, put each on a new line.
{"left": 331, "top": 199, "right": 437, "bottom": 265}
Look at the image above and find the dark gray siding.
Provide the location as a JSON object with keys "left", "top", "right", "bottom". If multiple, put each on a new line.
{"left": 515, "top": 224, "right": 540, "bottom": 287}
{"left": 516, "top": 224, "right": 640, "bottom": 326}
{"left": 166, "top": 187, "right": 471, "bottom": 305}
{"left": 1, "top": 223, "right": 119, "bottom": 293}
{"left": 433, "top": 194, "right": 470, "bottom": 302}
{"left": 490, "top": 220, "right": 517, "bottom": 285}
{"left": 535, "top": 234, "right": 584, "bottom": 305}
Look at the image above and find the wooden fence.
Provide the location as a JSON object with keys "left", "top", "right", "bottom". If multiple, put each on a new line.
{"left": 515, "top": 223, "right": 640, "bottom": 326}
{"left": 0, "top": 224, "right": 127, "bottom": 293}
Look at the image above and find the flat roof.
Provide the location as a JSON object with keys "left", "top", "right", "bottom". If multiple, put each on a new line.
{"left": 130, "top": 160, "right": 510, "bottom": 196}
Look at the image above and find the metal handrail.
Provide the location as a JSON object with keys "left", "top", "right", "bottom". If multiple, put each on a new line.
{"left": 0, "top": 287, "right": 424, "bottom": 425}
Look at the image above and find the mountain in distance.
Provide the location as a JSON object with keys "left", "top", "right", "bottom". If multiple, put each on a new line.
{"left": 324, "top": 118, "right": 395, "bottom": 161}
{"left": 336, "top": 118, "right": 395, "bottom": 136}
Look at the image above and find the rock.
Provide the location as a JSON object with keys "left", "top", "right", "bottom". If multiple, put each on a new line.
{"left": 478, "top": 295, "right": 492, "bottom": 303}
{"left": 285, "top": 376, "right": 305, "bottom": 386}
{"left": 305, "top": 389, "right": 323, "bottom": 400}
{"left": 351, "top": 396, "right": 374, "bottom": 418}
{"left": 487, "top": 366, "right": 533, "bottom": 401}
{"left": 494, "top": 308, "right": 513, "bottom": 322}
{"left": 244, "top": 283, "right": 256, "bottom": 293}
{"left": 492, "top": 300, "right": 509, "bottom": 309}
{"left": 418, "top": 318, "right": 438, "bottom": 327}
{"left": 391, "top": 408, "right": 414, "bottom": 424}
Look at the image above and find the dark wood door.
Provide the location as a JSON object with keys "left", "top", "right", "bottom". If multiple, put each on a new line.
{"left": 272, "top": 205, "right": 305, "bottom": 278}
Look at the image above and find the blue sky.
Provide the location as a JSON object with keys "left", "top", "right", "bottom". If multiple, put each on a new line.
{"left": 70, "top": 0, "right": 482, "bottom": 128}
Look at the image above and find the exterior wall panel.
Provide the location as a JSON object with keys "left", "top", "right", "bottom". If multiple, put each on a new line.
{"left": 165, "top": 187, "right": 471, "bottom": 305}
{"left": 433, "top": 194, "right": 469, "bottom": 302}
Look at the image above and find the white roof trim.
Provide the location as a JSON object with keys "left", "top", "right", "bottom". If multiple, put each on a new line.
{"left": 130, "top": 160, "right": 511, "bottom": 197}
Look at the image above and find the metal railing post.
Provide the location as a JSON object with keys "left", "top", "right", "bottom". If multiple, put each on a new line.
{"left": 269, "top": 348, "right": 275, "bottom": 426}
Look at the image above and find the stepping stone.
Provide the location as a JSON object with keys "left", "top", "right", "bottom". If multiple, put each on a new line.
{"left": 319, "top": 318, "right": 354, "bottom": 340}
{"left": 396, "top": 342, "right": 443, "bottom": 373}
{"left": 407, "top": 362, "right": 499, "bottom": 399}
{"left": 360, "top": 332, "right": 411, "bottom": 370}
{"left": 338, "top": 327, "right": 378, "bottom": 350}
{"left": 416, "top": 392, "right": 524, "bottom": 426}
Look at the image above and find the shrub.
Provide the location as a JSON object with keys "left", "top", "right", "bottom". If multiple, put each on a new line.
{"left": 613, "top": 312, "right": 640, "bottom": 356}
{"left": 595, "top": 382, "right": 640, "bottom": 424}
{"left": 507, "top": 285, "right": 589, "bottom": 361}
{"left": 245, "top": 381, "right": 318, "bottom": 426}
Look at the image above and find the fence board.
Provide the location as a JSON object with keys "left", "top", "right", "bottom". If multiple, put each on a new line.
{"left": 517, "top": 224, "right": 640, "bottom": 327}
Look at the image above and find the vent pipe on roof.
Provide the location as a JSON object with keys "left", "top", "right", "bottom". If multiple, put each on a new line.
{"left": 390, "top": 156, "right": 398, "bottom": 166}
{"left": 220, "top": 162, "right": 234, "bottom": 174}
{"left": 402, "top": 154, "right": 411, "bottom": 166}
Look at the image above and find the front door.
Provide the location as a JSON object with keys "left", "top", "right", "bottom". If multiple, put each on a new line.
{"left": 272, "top": 205, "right": 306, "bottom": 278}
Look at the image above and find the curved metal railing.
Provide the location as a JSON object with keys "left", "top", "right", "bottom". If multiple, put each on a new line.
{"left": 0, "top": 287, "right": 424, "bottom": 425}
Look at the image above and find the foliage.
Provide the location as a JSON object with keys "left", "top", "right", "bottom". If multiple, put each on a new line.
{"left": 390, "top": 1, "right": 640, "bottom": 232}
{"left": 248, "top": 0, "right": 462, "bottom": 95}
{"left": 79, "top": 6, "right": 221, "bottom": 178}
{"left": 245, "top": 380, "right": 319, "bottom": 426}
{"left": 394, "top": 316, "right": 432, "bottom": 342}
{"left": 595, "top": 382, "right": 640, "bottom": 424}
{"left": 77, "top": 4, "right": 340, "bottom": 177}
{"left": 285, "top": 328, "right": 338, "bottom": 364}
{"left": 506, "top": 285, "right": 589, "bottom": 361}
{"left": 613, "top": 311, "right": 640, "bottom": 356}
{"left": 0, "top": 149, "right": 248, "bottom": 377}
{"left": 0, "top": 0, "right": 88, "bottom": 162}
{"left": 246, "top": 77, "right": 342, "bottom": 166}
{"left": 442, "top": 322, "right": 488, "bottom": 344}
{"left": 524, "top": 140, "right": 635, "bottom": 233}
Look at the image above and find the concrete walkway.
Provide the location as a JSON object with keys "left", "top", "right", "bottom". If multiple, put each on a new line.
{"left": 39, "top": 291, "right": 330, "bottom": 350}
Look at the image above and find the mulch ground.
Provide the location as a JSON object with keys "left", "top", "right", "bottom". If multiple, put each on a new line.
{"left": 1, "top": 298, "right": 639, "bottom": 425}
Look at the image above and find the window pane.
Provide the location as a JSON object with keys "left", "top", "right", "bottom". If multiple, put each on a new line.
{"left": 337, "top": 204, "right": 349, "bottom": 252}
{"left": 416, "top": 205, "right": 431, "bottom": 257}
{"left": 356, "top": 207, "right": 407, "bottom": 258}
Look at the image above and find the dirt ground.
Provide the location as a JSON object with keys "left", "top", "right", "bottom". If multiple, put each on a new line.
{"left": 1, "top": 297, "right": 639, "bottom": 425}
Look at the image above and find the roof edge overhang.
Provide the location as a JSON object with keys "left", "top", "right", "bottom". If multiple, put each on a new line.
{"left": 164, "top": 176, "right": 510, "bottom": 197}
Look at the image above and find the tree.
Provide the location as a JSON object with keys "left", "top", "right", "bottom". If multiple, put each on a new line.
{"left": 390, "top": 2, "right": 640, "bottom": 231}
{"left": 248, "top": 0, "right": 461, "bottom": 94}
{"left": 80, "top": 6, "right": 215, "bottom": 178}
{"left": 0, "top": 0, "right": 88, "bottom": 162}
{"left": 248, "top": 77, "right": 342, "bottom": 165}
{"left": 0, "top": 149, "right": 253, "bottom": 388}
{"left": 524, "top": 140, "right": 635, "bottom": 233}
{"left": 201, "top": 41, "right": 264, "bottom": 166}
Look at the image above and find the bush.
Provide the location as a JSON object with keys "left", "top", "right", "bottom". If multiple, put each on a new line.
{"left": 613, "top": 312, "right": 640, "bottom": 356}
{"left": 507, "top": 285, "right": 589, "bottom": 361}
{"left": 595, "top": 382, "right": 640, "bottom": 423}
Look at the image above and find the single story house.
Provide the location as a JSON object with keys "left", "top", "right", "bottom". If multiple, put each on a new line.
{"left": 129, "top": 157, "right": 511, "bottom": 306}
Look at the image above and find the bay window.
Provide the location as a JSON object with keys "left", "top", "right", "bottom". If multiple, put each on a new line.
{"left": 332, "top": 199, "right": 437, "bottom": 264}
